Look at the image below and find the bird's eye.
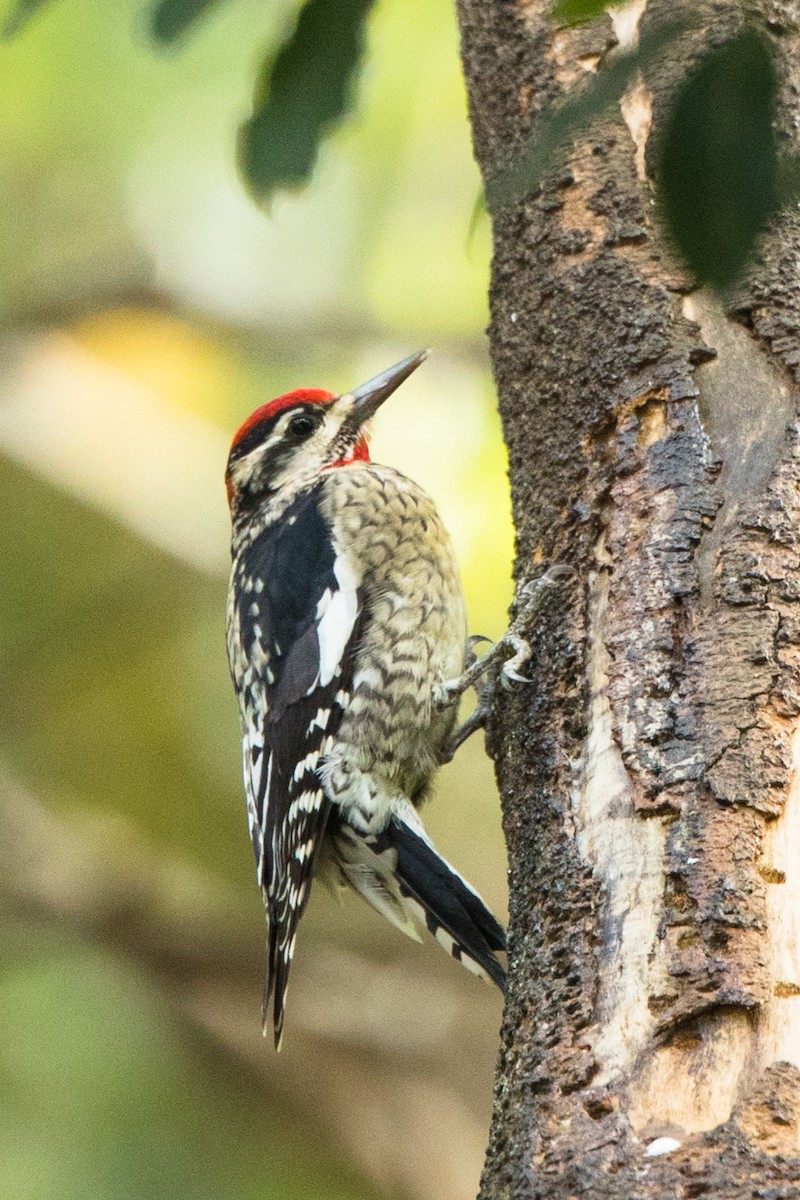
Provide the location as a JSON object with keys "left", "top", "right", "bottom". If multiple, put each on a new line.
{"left": 288, "top": 414, "right": 316, "bottom": 439}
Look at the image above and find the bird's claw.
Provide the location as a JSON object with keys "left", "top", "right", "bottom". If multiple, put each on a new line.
{"left": 435, "top": 634, "right": 492, "bottom": 709}
{"left": 436, "top": 563, "right": 571, "bottom": 722}
{"left": 467, "top": 633, "right": 491, "bottom": 656}
{"left": 517, "top": 563, "right": 574, "bottom": 604}
{"left": 501, "top": 665, "right": 533, "bottom": 688}
{"left": 500, "top": 634, "right": 533, "bottom": 688}
{"left": 500, "top": 564, "right": 573, "bottom": 687}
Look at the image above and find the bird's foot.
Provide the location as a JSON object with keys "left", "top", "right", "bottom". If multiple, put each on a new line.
{"left": 435, "top": 564, "right": 572, "bottom": 761}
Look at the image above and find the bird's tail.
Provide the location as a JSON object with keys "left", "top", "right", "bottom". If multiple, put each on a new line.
{"left": 336, "top": 815, "right": 507, "bottom": 990}
{"left": 265, "top": 901, "right": 294, "bottom": 1052}
{"left": 264, "top": 805, "right": 332, "bottom": 1051}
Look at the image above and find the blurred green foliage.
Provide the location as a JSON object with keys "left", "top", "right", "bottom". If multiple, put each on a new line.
{"left": 6, "top": 0, "right": 792, "bottom": 291}
{"left": 0, "top": 2, "right": 509, "bottom": 1199}
{"left": 151, "top": 0, "right": 228, "bottom": 43}
{"left": 2, "top": 0, "right": 49, "bottom": 36}
{"left": 0, "top": 929, "right": 373, "bottom": 1200}
{"left": 240, "top": 0, "right": 376, "bottom": 201}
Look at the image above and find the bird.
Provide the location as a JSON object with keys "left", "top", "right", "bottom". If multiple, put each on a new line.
{"left": 225, "top": 349, "right": 506, "bottom": 1047}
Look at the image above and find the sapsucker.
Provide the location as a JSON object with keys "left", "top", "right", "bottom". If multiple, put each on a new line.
{"left": 225, "top": 350, "right": 506, "bottom": 1047}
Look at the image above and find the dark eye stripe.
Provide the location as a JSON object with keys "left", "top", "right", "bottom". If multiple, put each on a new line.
{"left": 229, "top": 405, "right": 318, "bottom": 463}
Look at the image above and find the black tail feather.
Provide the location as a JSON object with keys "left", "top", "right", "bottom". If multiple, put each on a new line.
{"left": 263, "top": 808, "right": 331, "bottom": 1050}
{"left": 264, "top": 920, "right": 287, "bottom": 1050}
{"left": 387, "top": 817, "right": 507, "bottom": 991}
{"left": 265, "top": 900, "right": 296, "bottom": 1051}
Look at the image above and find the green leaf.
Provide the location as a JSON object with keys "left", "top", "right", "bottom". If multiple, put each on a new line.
{"left": 150, "top": 0, "right": 229, "bottom": 44}
{"left": 2, "top": 0, "right": 54, "bottom": 37}
{"left": 239, "top": 0, "right": 375, "bottom": 201}
{"left": 658, "top": 26, "right": 779, "bottom": 290}
{"left": 551, "top": 0, "right": 608, "bottom": 28}
{"left": 486, "top": 16, "right": 695, "bottom": 212}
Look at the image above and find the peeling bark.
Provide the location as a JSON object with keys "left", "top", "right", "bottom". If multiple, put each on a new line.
{"left": 456, "top": 0, "right": 800, "bottom": 1194}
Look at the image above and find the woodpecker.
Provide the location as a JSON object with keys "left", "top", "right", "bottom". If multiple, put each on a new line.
{"left": 225, "top": 350, "right": 506, "bottom": 1048}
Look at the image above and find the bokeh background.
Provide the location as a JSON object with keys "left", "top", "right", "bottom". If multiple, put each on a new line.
{"left": 0, "top": 2, "right": 515, "bottom": 1198}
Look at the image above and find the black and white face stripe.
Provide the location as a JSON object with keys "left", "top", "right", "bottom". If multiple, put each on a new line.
{"left": 227, "top": 403, "right": 330, "bottom": 506}
{"left": 228, "top": 403, "right": 325, "bottom": 466}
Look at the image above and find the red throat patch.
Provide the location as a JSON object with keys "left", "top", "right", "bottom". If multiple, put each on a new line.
{"left": 329, "top": 436, "right": 371, "bottom": 470}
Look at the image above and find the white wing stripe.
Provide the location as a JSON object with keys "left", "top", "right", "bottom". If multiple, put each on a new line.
{"left": 260, "top": 752, "right": 274, "bottom": 836}
{"left": 315, "top": 551, "right": 359, "bottom": 687}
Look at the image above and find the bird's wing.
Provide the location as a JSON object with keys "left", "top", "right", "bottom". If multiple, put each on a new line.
{"left": 233, "top": 485, "right": 363, "bottom": 1046}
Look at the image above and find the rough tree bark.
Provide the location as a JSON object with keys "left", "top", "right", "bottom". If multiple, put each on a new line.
{"left": 456, "top": 1, "right": 800, "bottom": 1195}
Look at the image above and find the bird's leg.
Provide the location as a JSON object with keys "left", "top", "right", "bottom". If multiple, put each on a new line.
{"left": 439, "top": 565, "right": 573, "bottom": 705}
{"left": 437, "top": 636, "right": 493, "bottom": 763}
{"left": 436, "top": 565, "right": 572, "bottom": 762}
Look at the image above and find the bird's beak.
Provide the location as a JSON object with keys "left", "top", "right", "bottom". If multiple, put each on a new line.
{"left": 343, "top": 349, "right": 430, "bottom": 429}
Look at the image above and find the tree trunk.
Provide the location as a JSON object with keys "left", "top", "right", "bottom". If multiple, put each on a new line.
{"left": 456, "top": 0, "right": 800, "bottom": 1194}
